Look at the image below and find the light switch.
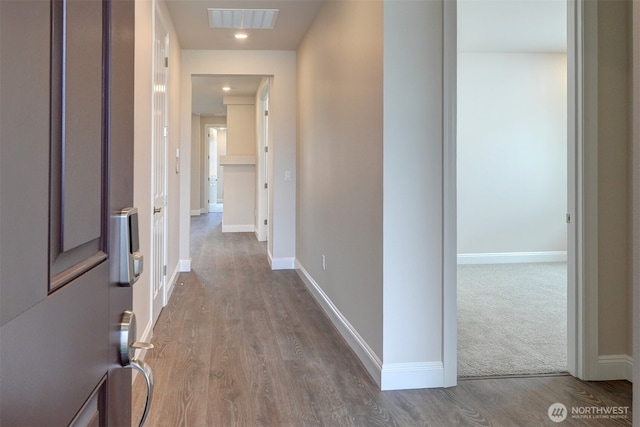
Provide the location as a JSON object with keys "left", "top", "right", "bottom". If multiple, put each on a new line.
{"left": 284, "top": 171, "right": 292, "bottom": 181}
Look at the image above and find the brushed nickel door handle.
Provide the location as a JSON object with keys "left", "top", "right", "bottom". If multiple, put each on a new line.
{"left": 118, "top": 310, "right": 155, "bottom": 427}
{"left": 130, "top": 358, "right": 154, "bottom": 427}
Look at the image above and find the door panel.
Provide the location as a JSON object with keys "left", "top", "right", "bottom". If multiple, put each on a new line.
{"left": 60, "top": 0, "right": 104, "bottom": 252}
{"left": 0, "top": 265, "right": 109, "bottom": 426}
{"left": 0, "top": 0, "right": 136, "bottom": 425}
{"left": 0, "top": 0, "right": 52, "bottom": 326}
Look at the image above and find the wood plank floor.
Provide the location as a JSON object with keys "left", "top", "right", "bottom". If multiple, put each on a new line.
{"left": 133, "top": 213, "right": 632, "bottom": 426}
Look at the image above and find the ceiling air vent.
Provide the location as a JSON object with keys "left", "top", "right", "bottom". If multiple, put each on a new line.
{"left": 207, "top": 8, "right": 279, "bottom": 30}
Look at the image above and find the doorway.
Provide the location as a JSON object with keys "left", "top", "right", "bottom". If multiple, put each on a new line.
{"left": 191, "top": 74, "right": 271, "bottom": 238}
{"left": 456, "top": 0, "right": 568, "bottom": 377}
{"left": 206, "top": 125, "right": 226, "bottom": 213}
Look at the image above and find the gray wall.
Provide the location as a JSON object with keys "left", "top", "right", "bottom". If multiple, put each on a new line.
{"left": 297, "top": 0, "right": 384, "bottom": 357}
{"left": 596, "top": 0, "right": 631, "bottom": 357}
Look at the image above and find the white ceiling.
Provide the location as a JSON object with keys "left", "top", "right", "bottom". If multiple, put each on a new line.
{"left": 169, "top": 0, "right": 567, "bottom": 117}
{"left": 191, "top": 74, "right": 264, "bottom": 117}
{"left": 166, "top": 0, "right": 323, "bottom": 117}
{"left": 165, "top": 0, "right": 324, "bottom": 51}
{"left": 458, "top": 0, "right": 567, "bottom": 53}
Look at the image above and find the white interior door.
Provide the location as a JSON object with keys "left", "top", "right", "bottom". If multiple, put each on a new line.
{"left": 152, "top": 13, "right": 168, "bottom": 325}
{"left": 208, "top": 129, "right": 218, "bottom": 212}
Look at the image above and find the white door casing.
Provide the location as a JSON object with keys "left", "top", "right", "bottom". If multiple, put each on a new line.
{"left": 208, "top": 128, "right": 218, "bottom": 212}
{"left": 445, "top": 0, "right": 590, "bottom": 384}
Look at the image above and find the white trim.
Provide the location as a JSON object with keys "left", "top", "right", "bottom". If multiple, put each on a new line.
{"left": 201, "top": 208, "right": 208, "bottom": 214}
{"left": 442, "top": 0, "right": 457, "bottom": 388}
{"left": 190, "top": 209, "right": 201, "bottom": 216}
{"left": 381, "top": 362, "right": 444, "bottom": 391}
{"left": 268, "top": 250, "right": 294, "bottom": 270}
{"left": 594, "top": 355, "right": 633, "bottom": 382}
{"left": 295, "top": 260, "right": 383, "bottom": 388}
{"left": 135, "top": 318, "right": 154, "bottom": 361}
{"left": 221, "top": 224, "right": 254, "bottom": 233}
{"left": 179, "top": 258, "right": 191, "bottom": 272}
{"left": 166, "top": 262, "right": 180, "bottom": 301}
{"left": 457, "top": 251, "right": 568, "bottom": 265}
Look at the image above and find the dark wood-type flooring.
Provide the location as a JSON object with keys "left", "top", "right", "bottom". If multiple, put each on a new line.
{"left": 133, "top": 213, "right": 632, "bottom": 426}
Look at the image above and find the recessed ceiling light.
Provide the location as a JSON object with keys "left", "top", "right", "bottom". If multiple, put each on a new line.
{"left": 234, "top": 33, "right": 248, "bottom": 40}
{"left": 222, "top": 86, "right": 231, "bottom": 91}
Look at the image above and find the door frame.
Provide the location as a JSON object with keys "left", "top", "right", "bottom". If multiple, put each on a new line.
{"left": 443, "top": 0, "right": 593, "bottom": 384}
{"left": 256, "top": 77, "right": 271, "bottom": 242}
{"left": 206, "top": 126, "right": 218, "bottom": 212}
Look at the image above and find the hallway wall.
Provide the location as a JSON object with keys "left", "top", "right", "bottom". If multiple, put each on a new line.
{"left": 296, "top": 0, "right": 384, "bottom": 363}
{"left": 133, "top": 0, "right": 182, "bottom": 343}
{"left": 297, "top": 0, "right": 450, "bottom": 390}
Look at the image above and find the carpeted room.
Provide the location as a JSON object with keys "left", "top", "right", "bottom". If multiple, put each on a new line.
{"left": 456, "top": 8, "right": 568, "bottom": 377}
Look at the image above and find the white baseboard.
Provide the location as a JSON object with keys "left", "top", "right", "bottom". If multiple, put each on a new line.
{"left": 221, "top": 224, "right": 254, "bottom": 233}
{"left": 381, "top": 362, "right": 444, "bottom": 391}
{"left": 268, "top": 250, "right": 295, "bottom": 270}
{"left": 457, "top": 251, "right": 567, "bottom": 265}
{"left": 166, "top": 263, "right": 180, "bottom": 301}
{"left": 594, "top": 354, "right": 633, "bottom": 382}
{"left": 131, "top": 317, "right": 154, "bottom": 385}
{"left": 295, "top": 260, "right": 383, "bottom": 388}
{"left": 135, "top": 318, "right": 154, "bottom": 360}
{"left": 179, "top": 259, "right": 191, "bottom": 272}
{"left": 190, "top": 209, "right": 201, "bottom": 216}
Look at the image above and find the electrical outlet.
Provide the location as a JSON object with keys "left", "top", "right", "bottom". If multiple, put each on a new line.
{"left": 322, "top": 254, "right": 326, "bottom": 271}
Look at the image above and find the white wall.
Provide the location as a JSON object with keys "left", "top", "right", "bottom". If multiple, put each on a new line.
{"left": 133, "top": 0, "right": 153, "bottom": 343}
{"left": 457, "top": 53, "right": 567, "bottom": 257}
{"left": 221, "top": 164, "right": 255, "bottom": 231}
{"left": 220, "top": 96, "right": 256, "bottom": 231}
{"left": 382, "top": 0, "right": 448, "bottom": 388}
{"left": 225, "top": 99, "right": 256, "bottom": 155}
{"left": 179, "top": 50, "right": 296, "bottom": 270}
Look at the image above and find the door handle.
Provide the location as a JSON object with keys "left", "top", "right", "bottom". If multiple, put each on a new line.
{"left": 154, "top": 207, "right": 162, "bottom": 214}
{"left": 118, "top": 310, "right": 154, "bottom": 427}
{"left": 130, "top": 358, "right": 154, "bottom": 427}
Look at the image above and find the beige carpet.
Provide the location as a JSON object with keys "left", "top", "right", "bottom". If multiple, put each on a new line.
{"left": 457, "top": 263, "right": 567, "bottom": 377}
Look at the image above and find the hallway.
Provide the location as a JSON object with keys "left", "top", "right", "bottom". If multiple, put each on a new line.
{"left": 133, "top": 214, "right": 631, "bottom": 426}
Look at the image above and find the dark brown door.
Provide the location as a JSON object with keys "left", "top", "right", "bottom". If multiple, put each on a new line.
{"left": 0, "top": 0, "right": 135, "bottom": 425}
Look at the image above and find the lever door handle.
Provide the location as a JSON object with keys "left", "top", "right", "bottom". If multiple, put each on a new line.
{"left": 154, "top": 207, "right": 162, "bottom": 214}
{"left": 118, "top": 310, "right": 155, "bottom": 427}
{"left": 130, "top": 358, "right": 154, "bottom": 427}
